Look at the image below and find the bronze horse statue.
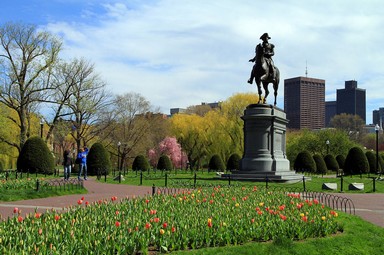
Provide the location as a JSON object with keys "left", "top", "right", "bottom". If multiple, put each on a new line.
{"left": 248, "top": 37, "right": 280, "bottom": 106}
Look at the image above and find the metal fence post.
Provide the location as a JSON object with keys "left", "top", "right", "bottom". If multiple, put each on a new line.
{"left": 140, "top": 171, "right": 143, "bottom": 185}
{"left": 340, "top": 176, "right": 343, "bottom": 192}
{"left": 152, "top": 184, "right": 155, "bottom": 196}
{"left": 302, "top": 176, "right": 306, "bottom": 192}
{"left": 165, "top": 173, "right": 168, "bottom": 187}
{"left": 265, "top": 175, "right": 269, "bottom": 189}
{"left": 228, "top": 174, "right": 231, "bottom": 186}
{"left": 194, "top": 173, "right": 197, "bottom": 188}
{"left": 119, "top": 170, "right": 121, "bottom": 183}
{"left": 372, "top": 177, "right": 376, "bottom": 192}
{"left": 36, "top": 179, "right": 40, "bottom": 191}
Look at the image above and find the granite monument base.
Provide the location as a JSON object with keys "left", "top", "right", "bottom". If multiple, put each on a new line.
{"left": 225, "top": 104, "right": 303, "bottom": 182}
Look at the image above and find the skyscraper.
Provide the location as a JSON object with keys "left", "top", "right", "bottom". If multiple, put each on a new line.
{"left": 284, "top": 76, "right": 325, "bottom": 130}
{"left": 336, "top": 80, "right": 366, "bottom": 123}
{"left": 373, "top": 108, "right": 384, "bottom": 128}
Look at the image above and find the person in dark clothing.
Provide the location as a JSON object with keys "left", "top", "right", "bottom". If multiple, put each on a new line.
{"left": 63, "top": 150, "right": 73, "bottom": 180}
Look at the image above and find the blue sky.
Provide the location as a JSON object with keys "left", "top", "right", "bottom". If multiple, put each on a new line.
{"left": 1, "top": 0, "right": 383, "bottom": 124}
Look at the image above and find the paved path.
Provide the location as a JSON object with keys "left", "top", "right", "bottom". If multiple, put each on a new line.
{"left": 0, "top": 178, "right": 383, "bottom": 227}
{"left": 0, "top": 178, "right": 152, "bottom": 220}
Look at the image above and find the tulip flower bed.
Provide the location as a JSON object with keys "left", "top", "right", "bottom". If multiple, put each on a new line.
{"left": 0, "top": 178, "right": 37, "bottom": 190}
{"left": 0, "top": 186, "right": 341, "bottom": 254}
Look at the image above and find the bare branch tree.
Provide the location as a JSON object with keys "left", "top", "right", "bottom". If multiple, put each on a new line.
{"left": 0, "top": 22, "right": 62, "bottom": 151}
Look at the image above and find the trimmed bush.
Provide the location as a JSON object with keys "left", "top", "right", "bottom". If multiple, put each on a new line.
{"left": 324, "top": 154, "right": 339, "bottom": 171}
{"left": 365, "top": 151, "right": 381, "bottom": 174}
{"left": 226, "top": 153, "right": 241, "bottom": 171}
{"left": 132, "top": 155, "right": 150, "bottom": 171}
{"left": 336, "top": 155, "right": 345, "bottom": 169}
{"left": 157, "top": 155, "right": 173, "bottom": 170}
{"left": 17, "top": 136, "right": 54, "bottom": 174}
{"left": 344, "top": 147, "right": 369, "bottom": 175}
{"left": 87, "top": 143, "right": 111, "bottom": 175}
{"left": 313, "top": 154, "right": 327, "bottom": 175}
{"left": 293, "top": 151, "right": 316, "bottom": 173}
{"left": 208, "top": 154, "right": 225, "bottom": 171}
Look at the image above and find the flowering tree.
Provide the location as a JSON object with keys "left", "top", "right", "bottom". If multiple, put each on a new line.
{"left": 148, "top": 137, "right": 187, "bottom": 169}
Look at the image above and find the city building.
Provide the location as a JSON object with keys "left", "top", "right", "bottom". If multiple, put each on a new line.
{"left": 373, "top": 107, "right": 384, "bottom": 128}
{"left": 325, "top": 101, "right": 337, "bottom": 127}
{"left": 336, "top": 80, "right": 366, "bottom": 123}
{"left": 284, "top": 76, "right": 325, "bottom": 130}
{"left": 170, "top": 108, "right": 186, "bottom": 116}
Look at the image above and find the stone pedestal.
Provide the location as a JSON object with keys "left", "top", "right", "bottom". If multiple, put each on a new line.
{"left": 229, "top": 104, "right": 302, "bottom": 182}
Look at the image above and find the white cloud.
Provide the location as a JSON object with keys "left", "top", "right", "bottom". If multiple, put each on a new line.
{"left": 37, "top": 0, "right": 384, "bottom": 122}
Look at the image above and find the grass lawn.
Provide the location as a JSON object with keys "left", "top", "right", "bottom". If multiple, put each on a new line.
{"left": 0, "top": 188, "right": 87, "bottom": 202}
{"left": 99, "top": 170, "right": 384, "bottom": 194}
{"left": 172, "top": 213, "right": 384, "bottom": 255}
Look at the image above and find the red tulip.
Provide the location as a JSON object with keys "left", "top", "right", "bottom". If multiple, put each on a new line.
{"left": 17, "top": 216, "right": 23, "bottom": 222}
{"left": 115, "top": 221, "right": 121, "bottom": 227}
{"left": 13, "top": 207, "right": 19, "bottom": 214}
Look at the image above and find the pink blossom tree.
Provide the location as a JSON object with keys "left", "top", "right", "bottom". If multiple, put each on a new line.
{"left": 148, "top": 137, "right": 187, "bottom": 169}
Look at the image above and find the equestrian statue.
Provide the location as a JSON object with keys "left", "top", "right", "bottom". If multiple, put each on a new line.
{"left": 247, "top": 33, "right": 280, "bottom": 106}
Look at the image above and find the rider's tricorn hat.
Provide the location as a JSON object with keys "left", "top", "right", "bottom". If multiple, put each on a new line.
{"left": 260, "top": 33, "right": 271, "bottom": 40}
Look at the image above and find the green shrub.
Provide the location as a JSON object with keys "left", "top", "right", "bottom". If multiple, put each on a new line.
{"left": 17, "top": 136, "right": 54, "bottom": 174}
{"left": 344, "top": 147, "right": 369, "bottom": 175}
{"left": 87, "top": 143, "right": 111, "bottom": 175}
{"left": 313, "top": 154, "right": 327, "bottom": 175}
{"left": 227, "top": 153, "right": 241, "bottom": 171}
{"left": 208, "top": 154, "right": 225, "bottom": 171}
{"left": 0, "top": 161, "right": 3, "bottom": 172}
{"left": 293, "top": 151, "right": 316, "bottom": 173}
{"left": 157, "top": 155, "right": 173, "bottom": 170}
{"left": 324, "top": 154, "right": 339, "bottom": 171}
{"left": 132, "top": 155, "right": 150, "bottom": 171}
{"left": 365, "top": 151, "right": 381, "bottom": 174}
{"left": 336, "top": 155, "right": 345, "bottom": 169}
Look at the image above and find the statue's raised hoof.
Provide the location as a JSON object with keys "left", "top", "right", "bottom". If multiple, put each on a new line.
{"left": 247, "top": 79, "right": 252, "bottom": 84}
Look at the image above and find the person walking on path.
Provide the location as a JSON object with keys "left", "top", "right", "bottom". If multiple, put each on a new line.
{"left": 63, "top": 150, "right": 73, "bottom": 180}
{"left": 77, "top": 147, "right": 89, "bottom": 180}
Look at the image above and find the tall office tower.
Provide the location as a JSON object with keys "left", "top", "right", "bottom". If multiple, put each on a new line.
{"left": 373, "top": 107, "right": 384, "bottom": 128}
{"left": 325, "top": 101, "right": 337, "bottom": 127}
{"left": 336, "top": 80, "right": 366, "bottom": 123}
{"left": 284, "top": 76, "right": 325, "bottom": 130}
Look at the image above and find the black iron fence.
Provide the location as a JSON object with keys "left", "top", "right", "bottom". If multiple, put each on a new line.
{"left": 0, "top": 169, "right": 62, "bottom": 180}
{"left": 36, "top": 178, "right": 84, "bottom": 192}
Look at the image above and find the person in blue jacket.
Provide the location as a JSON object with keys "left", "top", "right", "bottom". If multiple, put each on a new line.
{"left": 77, "top": 146, "right": 89, "bottom": 180}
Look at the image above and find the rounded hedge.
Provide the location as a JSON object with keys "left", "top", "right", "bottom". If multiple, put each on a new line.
{"left": 17, "top": 136, "right": 54, "bottom": 174}
{"left": 336, "top": 155, "right": 345, "bottom": 169}
{"left": 313, "top": 154, "right": 327, "bottom": 174}
{"left": 293, "top": 151, "right": 316, "bottom": 173}
{"left": 324, "top": 154, "right": 339, "bottom": 171}
{"left": 365, "top": 151, "right": 379, "bottom": 174}
{"left": 208, "top": 154, "right": 225, "bottom": 171}
{"left": 226, "top": 153, "right": 241, "bottom": 171}
{"left": 157, "top": 155, "right": 173, "bottom": 170}
{"left": 132, "top": 155, "right": 150, "bottom": 171}
{"left": 87, "top": 143, "right": 111, "bottom": 175}
{"left": 344, "top": 147, "right": 369, "bottom": 175}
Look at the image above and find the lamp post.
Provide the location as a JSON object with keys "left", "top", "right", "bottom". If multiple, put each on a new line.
{"left": 117, "top": 142, "right": 121, "bottom": 171}
{"left": 40, "top": 118, "right": 44, "bottom": 138}
{"left": 375, "top": 124, "right": 380, "bottom": 174}
{"left": 326, "top": 140, "right": 330, "bottom": 155}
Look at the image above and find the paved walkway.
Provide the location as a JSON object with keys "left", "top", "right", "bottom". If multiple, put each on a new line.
{"left": 0, "top": 178, "right": 383, "bottom": 227}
